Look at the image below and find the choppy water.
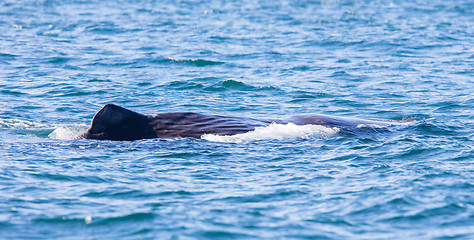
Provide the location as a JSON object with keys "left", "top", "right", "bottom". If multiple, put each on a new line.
{"left": 1, "top": 0, "right": 473, "bottom": 239}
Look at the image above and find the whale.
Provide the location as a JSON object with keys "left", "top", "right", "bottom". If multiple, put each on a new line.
{"left": 80, "top": 104, "right": 408, "bottom": 141}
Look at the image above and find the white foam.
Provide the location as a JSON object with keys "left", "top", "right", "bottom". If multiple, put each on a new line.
{"left": 48, "top": 125, "right": 88, "bottom": 140}
{"left": 201, "top": 123, "right": 340, "bottom": 143}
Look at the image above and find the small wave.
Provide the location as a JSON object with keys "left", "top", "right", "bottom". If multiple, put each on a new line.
{"left": 0, "top": 52, "right": 18, "bottom": 58}
{"left": 205, "top": 79, "right": 272, "bottom": 92}
{"left": 167, "top": 79, "right": 280, "bottom": 92}
{"left": 0, "top": 118, "right": 49, "bottom": 129}
{"left": 156, "top": 57, "right": 224, "bottom": 67}
{"left": 1, "top": 90, "right": 26, "bottom": 96}
{"left": 202, "top": 123, "right": 339, "bottom": 143}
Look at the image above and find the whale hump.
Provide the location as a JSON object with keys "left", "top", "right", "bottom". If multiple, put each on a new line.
{"left": 81, "top": 104, "right": 156, "bottom": 141}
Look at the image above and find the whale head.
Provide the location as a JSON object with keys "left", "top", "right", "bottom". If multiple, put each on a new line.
{"left": 80, "top": 104, "right": 156, "bottom": 141}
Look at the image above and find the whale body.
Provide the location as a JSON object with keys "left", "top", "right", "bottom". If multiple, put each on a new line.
{"left": 80, "top": 104, "right": 406, "bottom": 141}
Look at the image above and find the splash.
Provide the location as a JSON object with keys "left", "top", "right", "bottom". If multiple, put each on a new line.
{"left": 1, "top": 118, "right": 88, "bottom": 140}
{"left": 48, "top": 125, "right": 88, "bottom": 140}
{"left": 201, "top": 123, "right": 340, "bottom": 143}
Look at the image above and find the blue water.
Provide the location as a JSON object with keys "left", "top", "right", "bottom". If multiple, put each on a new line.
{"left": 1, "top": 0, "right": 473, "bottom": 239}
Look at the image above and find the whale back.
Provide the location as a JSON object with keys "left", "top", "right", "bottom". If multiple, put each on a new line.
{"left": 81, "top": 104, "right": 156, "bottom": 141}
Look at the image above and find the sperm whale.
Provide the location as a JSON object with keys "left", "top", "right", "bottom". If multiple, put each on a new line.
{"left": 80, "top": 104, "right": 407, "bottom": 141}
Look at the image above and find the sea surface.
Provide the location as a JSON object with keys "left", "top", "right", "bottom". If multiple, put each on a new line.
{"left": 1, "top": 0, "right": 473, "bottom": 239}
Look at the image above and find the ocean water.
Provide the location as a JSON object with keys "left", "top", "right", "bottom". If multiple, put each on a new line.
{"left": 1, "top": 0, "right": 473, "bottom": 239}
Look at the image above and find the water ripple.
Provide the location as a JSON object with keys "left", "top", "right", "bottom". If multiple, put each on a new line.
{"left": 0, "top": 0, "right": 473, "bottom": 239}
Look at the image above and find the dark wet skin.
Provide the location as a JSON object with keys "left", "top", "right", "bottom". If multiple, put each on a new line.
{"left": 80, "top": 104, "right": 405, "bottom": 141}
